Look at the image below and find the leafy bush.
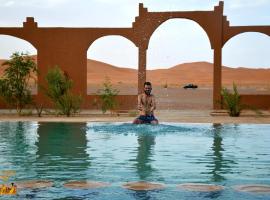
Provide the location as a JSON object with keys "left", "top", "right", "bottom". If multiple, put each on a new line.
{"left": 45, "top": 66, "right": 82, "bottom": 116}
{"left": 0, "top": 52, "right": 37, "bottom": 115}
{"left": 221, "top": 83, "right": 241, "bottom": 117}
{"left": 98, "top": 77, "right": 119, "bottom": 114}
{"left": 221, "top": 83, "right": 262, "bottom": 117}
{"left": 34, "top": 103, "right": 43, "bottom": 117}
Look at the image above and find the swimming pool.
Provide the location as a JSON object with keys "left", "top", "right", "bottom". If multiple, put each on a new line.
{"left": 0, "top": 122, "right": 270, "bottom": 199}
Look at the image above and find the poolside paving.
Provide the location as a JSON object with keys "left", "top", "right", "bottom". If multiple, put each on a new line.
{"left": 63, "top": 181, "right": 110, "bottom": 189}
{"left": 0, "top": 109, "right": 270, "bottom": 124}
{"left": 122, "top": 181, "right": 165, "bottom": 191}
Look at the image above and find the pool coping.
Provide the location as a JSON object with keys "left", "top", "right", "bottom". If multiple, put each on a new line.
{"left": 0, "top": 109, "right": 270, "bottom": 124}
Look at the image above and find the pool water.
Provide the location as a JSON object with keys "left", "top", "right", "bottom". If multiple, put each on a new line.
{"left": 0, "top": 122, "right": 270, "bottom": 199}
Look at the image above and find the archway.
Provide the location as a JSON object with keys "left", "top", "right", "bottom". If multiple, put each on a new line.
{"left": 0, "top": 35, "right": 37, "bottom": 94}
{"left": 87, "top": 36, "right": 138, "bottom": 95}
{"left": 147, "top": 19, "right": 213, "bottom": 110}
{"left": 223, "top": 32, "right": 270, "bottom": 94}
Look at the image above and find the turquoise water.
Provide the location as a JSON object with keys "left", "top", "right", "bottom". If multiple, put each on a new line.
{"left": 0, "top": 122, "right": 270, "bottom": 199}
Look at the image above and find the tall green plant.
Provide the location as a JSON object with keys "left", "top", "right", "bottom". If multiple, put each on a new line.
{"left": 221, "top": 83, "right": 242, "bottom": 117}
{"left": 98, "top": 77, "right": 119, "bottom": 114}
{"left": 0, "top": 52, "right": 37, "bottom": 115}
{"left": 45, "top": 66, "right": 82, "bottom": 116}
{"left": 221, "top": 83, "right": 261, "bottom": 117}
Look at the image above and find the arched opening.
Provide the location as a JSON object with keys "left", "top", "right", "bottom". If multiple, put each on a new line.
{"left": 147, "top": 19, "right": 213, "bottom": 110}
{"left": 223, "top": 32, "right": 270, "bottom": 94}
{"left": 87, "top": 36, "right": 138, "bottom": 95}
{"left": 0, "top": 35, "right": 37, "bottom": 94}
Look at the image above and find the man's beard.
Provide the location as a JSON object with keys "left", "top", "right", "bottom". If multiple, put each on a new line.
{"left": 144, "top": 90, "right": 151, "bottom": 95}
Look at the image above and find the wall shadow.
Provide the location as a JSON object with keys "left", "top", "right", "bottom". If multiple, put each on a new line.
{"left": 35, "top": 122, "right": 90, "bottom": 181}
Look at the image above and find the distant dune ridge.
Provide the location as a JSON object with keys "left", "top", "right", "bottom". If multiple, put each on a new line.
{"left": 1, "top": 57, "right": 269, "bottom": 109}
{"left": 88, "top": 60, "right": 270, "bottom": 87}
{"left": 1, "top": 58, "right": 270, "bottom": 87}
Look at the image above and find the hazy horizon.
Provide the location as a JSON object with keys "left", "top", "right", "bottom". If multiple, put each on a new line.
{"left": 1, "top": 56, "right": 270, "bottom": 70}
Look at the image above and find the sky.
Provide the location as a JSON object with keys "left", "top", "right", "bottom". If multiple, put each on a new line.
{"left": 0, "top": 0, "right": 269, "bottom": 69}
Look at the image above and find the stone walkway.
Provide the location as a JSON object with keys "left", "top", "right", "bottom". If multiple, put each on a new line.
{"left": 0, "top": 109, "right": 270, "bottom": 124}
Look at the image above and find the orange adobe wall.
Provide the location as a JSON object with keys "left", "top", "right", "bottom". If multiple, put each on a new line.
{"left": 0, "top": 1, "right": 269, "bottom": 110}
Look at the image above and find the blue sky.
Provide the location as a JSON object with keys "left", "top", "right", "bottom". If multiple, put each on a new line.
{"left": 0, "top": 0, "right": 269, "bottom": 69}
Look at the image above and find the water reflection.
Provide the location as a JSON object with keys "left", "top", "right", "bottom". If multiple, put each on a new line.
{"left": 198, "top": 191, "right": 224, "bottom": 199}
{"left": 0, "top": 122, "right": 38, "bottom": 180}
{"left": 211, "top": 123, "right": 225, "bottom": 182}
{"left": 131, "top": 190, "right": 152, "bottom": 200}
{"left": 135, "top": 133, "right": 156, "bottom": 180}
{"left": 206, "top": 124, "right": 236, "bottom": 182}
{"left": 35, "top": 122, "right": 90, "bottom": 181}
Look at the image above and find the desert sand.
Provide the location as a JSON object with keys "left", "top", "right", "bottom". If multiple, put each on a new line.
{"left": 86, "top": 59, "right": 270, "bottom": 110}
{"left": 1, "top": 58, "right": 270, "bottom": 110}
{"left": 86, "top": 59, "right": 270, "bottom": 87}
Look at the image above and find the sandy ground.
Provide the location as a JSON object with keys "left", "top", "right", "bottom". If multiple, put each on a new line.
{"left": 2, "top": 86, "right": 270, "bottom": 124}
{"left": 0, "top": 109, "right": 270, "bottom": 124}
{"left": 89, "top": 85, "right": 270, "bottom": 110}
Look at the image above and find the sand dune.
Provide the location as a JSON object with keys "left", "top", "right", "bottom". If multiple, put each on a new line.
{"left": 1, "top": 58, "right": 269, "bottom": 87}
{"left": 1, "top": 58, "right": 269, "bottom": 109}
{"left": 87, "top": 60, "right": 270, "bottom": 87}
{"left": 87, "top": 59, "right": 137, "bottom": 84}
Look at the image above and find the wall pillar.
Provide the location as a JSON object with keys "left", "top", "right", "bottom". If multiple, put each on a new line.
{"left": 213, "top": 47, "right": 222, "bottom": 109}
{"left": 35, "top": 48, "right": 87, "bottom": 108}
{"left": 138, "top": 46, "right": 147, "bottom": 94}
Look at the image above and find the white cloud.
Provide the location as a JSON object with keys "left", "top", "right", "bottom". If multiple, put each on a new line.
{"left": 92, "top": 0, "right": 129, "bottom": 3}
{"left": 228, "top": 0, "right": 269, "bottom": 9}
{"left": 223, "top": 32, "right": 270, "bottom": 68}
{"left": 0, "top": 0, "right": 269, "bottom": 68}
{"left": 0, "top": 0, "right": 71, "bottom": 8}
{"left": 0, "top": 35, "right": 37, "bottom": 59}
{"left": 2, "top": 1, "right": 15, "bottom": 7}
{"left": 46, "top": 0, "right": 71, "bottom": 7}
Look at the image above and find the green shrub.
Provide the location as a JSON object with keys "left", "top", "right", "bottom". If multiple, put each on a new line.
{"left": 98, "top": 77, "right": 119, "bottom": 114}
{"left": 34, "top": 103, "right": 43, "bottom": 117}
{"left": 0, "top": 52, "right": 37, "bottom": 115}
{"left": 45, "top": 66, "right": 82, "bottom": 117}
{"left": 56, "top": 92, "right": 82, "bottom": 117}
{"left": 221, "top": 83, "right": 261, "bottom": 117}
{"left": 221, "top": 83, "right": 241, "bottom": 117}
